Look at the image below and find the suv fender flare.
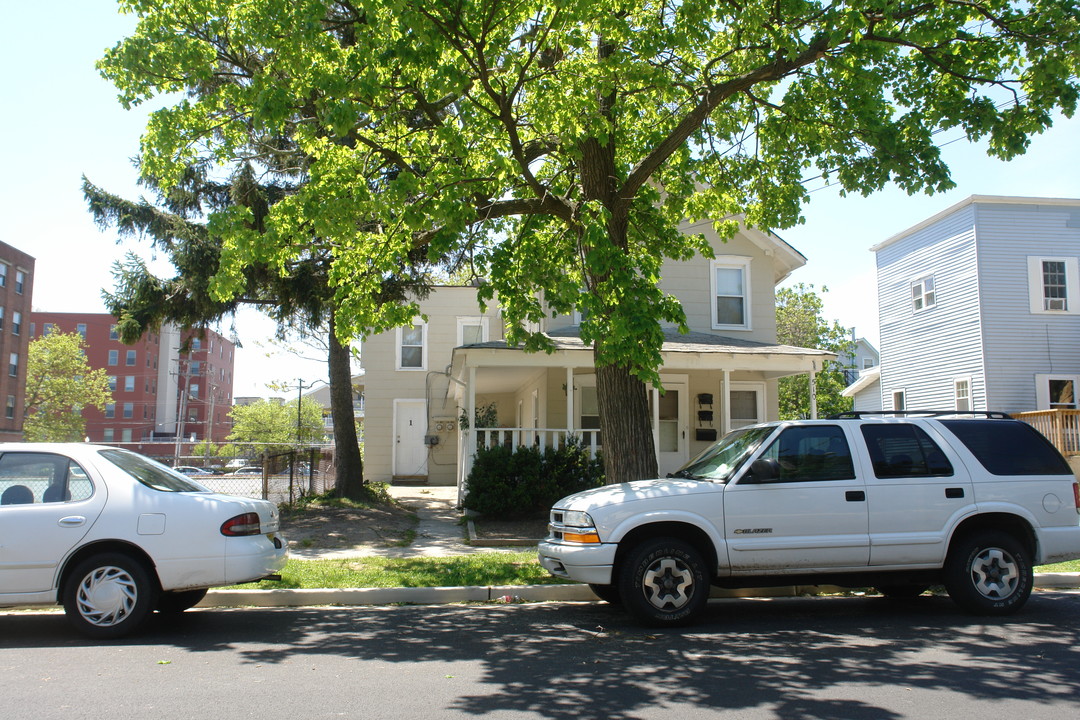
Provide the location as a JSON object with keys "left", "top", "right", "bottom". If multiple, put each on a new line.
{"left": 946, "top": 511, "right": 1037, "bottom": 562}
{"left": 608, "top": 515, "right": 725, "bottom": 579}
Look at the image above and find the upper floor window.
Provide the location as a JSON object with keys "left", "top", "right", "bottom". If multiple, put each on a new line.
{"left": 396, "top": 321, "right": 427, "bottom": 371}
{"left": 14, "top": 270, "right": 25, "bottom": 295}
{"left": 108, "top": 350, "right": 118, "bottom": 366}
{"left": 0, "top": 264, "right": 7, "bottom": 287}
{"left": 1028, "top": 257, "right": 1079, "bottom": 314}
{"left": 43, "top": 323, "right": 53, "bottom": 335}
{"left": 125, "top": 350, "right": 137, "bottom": 366}
{"left": 77, "top": 323, "right": 87, "bottom": 339}
{"left": 863, "top": 357, "right": 875, "bottom": 369}
{"left": 711, "top": 257, "right": 752, "bottom": 330}
{"left": 124, "top": 376, "right": 135, "bottom": 392}
{"left": 911, "top": 275, "right": 936, "bottom": 312}
{"left": 11, "top": 311, "right": 20, "bottom": 336}
{"left": 954, "top": 378, "right": 971, "bottom": 411}
{"left": 8, "top": 353, "right": 17, "bottom": 378}
{"left": 0, "top": 307, "right": 4, "bottom": 333}
{"left": 110, "top": 325, "right": 119, "bottom": 340}
{"left": 457, "top": 317, "right": 489, "bottom": 346}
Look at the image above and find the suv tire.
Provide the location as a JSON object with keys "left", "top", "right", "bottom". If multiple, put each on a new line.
{"left": 619, "top": 537, "right": 709, "bottom": 626}
{"left": 944, "top": 530, "right": 1032, "bottom": 616}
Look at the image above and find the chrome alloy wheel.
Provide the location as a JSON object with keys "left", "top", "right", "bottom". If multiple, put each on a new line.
{"left": 970, "top": 547, "right": 1020, "bottom": 600}
{"left": 75, "top": 566, "right": 139, "bottom": 627}
{"left": 642, "top": 556, "right": 696, "bottom": 611}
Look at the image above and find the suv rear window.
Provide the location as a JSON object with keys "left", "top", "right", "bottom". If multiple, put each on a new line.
{"left": 940, "top": 420, "right": 1072, "bottom": 476}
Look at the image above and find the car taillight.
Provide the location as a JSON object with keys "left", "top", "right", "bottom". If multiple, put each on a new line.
{"left": 221, "top": 512, "right": 262, "bottom": 536}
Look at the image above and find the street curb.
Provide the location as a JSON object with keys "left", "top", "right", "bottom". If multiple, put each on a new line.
{"left": 196, "top": 573, "right": 1080, "bottom": 609}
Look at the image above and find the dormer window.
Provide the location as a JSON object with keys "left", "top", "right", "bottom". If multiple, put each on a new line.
{"left": 711, "top": 257, "right": 752, "bottom": 330}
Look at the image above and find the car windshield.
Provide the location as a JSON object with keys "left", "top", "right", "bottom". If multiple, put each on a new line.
{"left": 669, "top": 425, "right": 776, "bottom": 482}
{"left": 98, "top": 449, "right": 212, "bottom": 492}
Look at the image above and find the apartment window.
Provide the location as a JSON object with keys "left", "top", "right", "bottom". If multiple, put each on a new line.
{"left": 125, "top": 350, "right": 136, "bottom": 366}
{"left": 0, "top": 307, "right": 4, "bottom": 333}
{"left": 1028, "top": 256, "right": 1080, "bottom": 314}
{"left": 124, "top": 376, "right": 135, "bottom": 392}
{"left": 892, "top": 390, "right": 906, "bottom": 411}
{"left": 43, "top": 323, "right": 53, "bottom": 335}
{"left": 457, "top": 317, "right": 489, "bottom": 346}
{"left": 711, "top": 257, "right": 752, "bottom": 329}
{"left": 190, "top": 383, "right": 199, "bottom": 399}
{"left": 107, "top": 376, "right": 117, "bottom": 392}
{"left": 102, "top": 428, "right": 114, "bottom": 442}
{"left": 110, "top": 325, "right": 119, "bottom": 340}
{"left": 190, "top": 361, "right": 201, "bottom": 376}
{"left": 954, "top": 378, "right": 972, "bottom": 412}
{"left": 5, "top": 395, "right": 14, "bottom": 420}
{"left": 396, "top": 321, "right": 427, "bottom": 370}
{"left": 123, "top": 403, "right": 134, "bottom": 419}
{"left": 911, "top": 275, "right": 936, "bottom": 312}
{"left": 8, "top": 353, "right": 17, "bottom": 378}
{"left": 0, "top": 264, "right": 6, "bottom": 287}
{"left": 191, "top": 337, "right": 202, "bottom": 351}
{"left": 122, "top": 429, "right": 132, "bottom": 442}
{"left": 105, "top": 403, "right": 115, "bottom": 419}
{"left": 108, "top": 350, "right": 118, "bottom": 366}
{"left": 77, "top": 323, "right": 87, "bottom": 339}
{"left": 11, "top": 311, "right": 20, "bottom": 336}
{"left": 15, "top": 270, "right": 25, "bottom": 294}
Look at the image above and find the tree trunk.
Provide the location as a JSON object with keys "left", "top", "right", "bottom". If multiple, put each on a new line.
{"left": 328, "top": 318, "right": 365, "bottom": 498}
{"left": 595, "top": 354, "right": 658, "bottom": 483}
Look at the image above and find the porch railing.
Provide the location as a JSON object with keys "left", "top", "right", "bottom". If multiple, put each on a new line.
{"left": 474, "top": 427, "right": 601, "bottom": 457}
{"left": 1014, "top": 409, "right": 1080, "bottom": 456}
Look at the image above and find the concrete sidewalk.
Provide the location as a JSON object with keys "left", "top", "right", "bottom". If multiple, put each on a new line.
{"left": 203, "top": 483, "right": 1080, "bottom": 609}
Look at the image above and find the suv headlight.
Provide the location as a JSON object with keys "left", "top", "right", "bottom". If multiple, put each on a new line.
{"left": 550, "top": 509, "right": 600, "bottom": 544}
{"left": 561, "top": 510, "right": 594, "bottom": 528}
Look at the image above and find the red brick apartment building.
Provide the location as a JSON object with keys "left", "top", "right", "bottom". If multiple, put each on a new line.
{"left": 29, "top": 313, "right": 236, "bottom": 447}
{"left": 0, "top": 241, "right": 34, "bottom": 441}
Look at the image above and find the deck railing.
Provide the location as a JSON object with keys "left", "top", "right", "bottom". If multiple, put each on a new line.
{"left": 1014, "top": 409, "right": 1080, "bottom": 456}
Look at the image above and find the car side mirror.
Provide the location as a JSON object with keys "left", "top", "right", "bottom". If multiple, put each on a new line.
{"left": 745, "top": 458, "right": 779, "bottom": 484}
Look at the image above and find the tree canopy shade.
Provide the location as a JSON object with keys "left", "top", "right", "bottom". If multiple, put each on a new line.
{"left": 100, "top": 0, "right": 1080, "bottom": 482}
{"left": 24, "top": 331, "right": 113, "bottom": 442}
{"left": 775, "top": 284, "right": 855, "bottom": 420}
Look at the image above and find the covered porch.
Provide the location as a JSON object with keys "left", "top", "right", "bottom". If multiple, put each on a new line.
{"left": 448, "top": 328, "right": 834, "bottom": 498}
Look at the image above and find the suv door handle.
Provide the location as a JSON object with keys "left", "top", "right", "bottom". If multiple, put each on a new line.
{"left": 945, "top": 487, "right": 965, "bottom": 499}
{"left": 845, "top": 491, "right": 866, "bottom": 502}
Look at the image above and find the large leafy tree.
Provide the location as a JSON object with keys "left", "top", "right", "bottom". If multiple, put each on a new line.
{"left": 228, "top": 398, "right": 325, "bottom": 455}
{"left": 775, "top": 284, "right": 855, "bottom": 420}
{"left": 99, "top": 0, "right": 1079, "bottom": 483}
{"left": 24, "top": 331, "right": 113, "bottom": 442}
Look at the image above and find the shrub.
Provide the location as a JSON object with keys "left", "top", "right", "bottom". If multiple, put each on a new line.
{"left": 464, "top": 440, "right": 605, "bottom": 517}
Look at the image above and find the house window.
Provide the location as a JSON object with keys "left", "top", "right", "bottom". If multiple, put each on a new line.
{"left": 8, "top": 353, "right": 17, "bottom": 378}
{"left": 911, "top": 275, "right": 936, "bottom": 312}
{"left": 711, "top": 258, "right": 752, "bottom": 329}
{"left": 43, "top": 323, "right": 53, "bottom": 335}
{"left": 122, "top": 429, "right": 132, "bottom": 442}
{"left": 457, "top": 317, "right": 489, "bottom": 346}
{"left": 954, "top": 378, "right": 972, "bottom": 411}
{"left": 1028, "top": 257, "right": 1080, "bottom": 314}
{"left": 105, "top": 404, "right": 115, "bottom": 419}
{"left": 103, "top": 428, "right": 114, "bottom": 442}
{"left": 14, "top": 270, "right": 25, "bottom": 295}
{"left": 126, "top": 350, "right": 136, "bottom": 366}
{"left": 190, "top": 361, "right": 201, "bottom": 376}
{"left": 110, "top": 325, "right": 119, "bottom": 340}
{"left": 190, "top": 383, "right": 199, "bottom": 399}
{"left": 108, "top": 350, "right": 118, "bottom": 366}
{"left": 863, "top": 357, "right": 875, "bottom": 369}
{"left": 396, "top": 321, "right": 427, "bottom": 371}
{"left": 11, "top": 311, "right": 20, "bottom": 336}
{"left": 5, "top": 395, "right": 14, "bottom": 420}
{"left": 0, "top": 307, "right": 4, "bottom": 333}
{"left": 124, "top": 376, "right": 135, "bottom": 392}
{"left": 77, "top": 323, "right": 87, "bottom": 339}
{"left": 892, "top": 390, "right": 906, "bottom": 411}
{"left": 0, "top": 264, "right": 6, "bottom": 287}
{"left": 123, "top": 403, "right": 133, "bottom": 419}
{"left": 1036, "top": 374, "right": 1079, "bottom": 410}
{"left": 108, "top": 376, "right": 117, "bottom": 392}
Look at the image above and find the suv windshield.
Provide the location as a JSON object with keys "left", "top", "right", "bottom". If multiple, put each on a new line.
{"left": 670, "top": 425, "right": 775, "bottom": 482}
{"left": 98, "top": 449, "right": 211, "bottom": 492}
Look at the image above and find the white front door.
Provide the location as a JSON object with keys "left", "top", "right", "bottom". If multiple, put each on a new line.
{"left": 654, "top": 376, "right": 689, "bottom": 477}
{"left": 393, "top": 400, "right": 428, "bottom": 479}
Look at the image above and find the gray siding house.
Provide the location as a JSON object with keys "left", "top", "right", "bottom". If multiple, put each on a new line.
{"left": 864, "top": 195, "right": 1080, "bottom": 415}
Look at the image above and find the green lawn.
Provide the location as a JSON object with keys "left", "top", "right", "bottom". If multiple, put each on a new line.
{"left": 1037, "top": 560, "right": 1080, "bottom": 573}
{"left": 230, "top": 552, "right": 573, "bottom": 590}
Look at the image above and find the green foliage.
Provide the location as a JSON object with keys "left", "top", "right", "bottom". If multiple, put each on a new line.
{"left": 463, "top": 441, "right": 605, "bottom": 517}
{"left": 24, "top": 332, "right": 113, "bottom": 442}
{"left": 775, "top": 284, "right": 856, "bottom": 420}
{"left": 99, "top": 0, "right": 1080, "bottom": 482}
{"left": 227, "top": 398, "right": 325, "bottom": 453}
{"left": 458, "top": 402, "right": 498, "bottom": 431}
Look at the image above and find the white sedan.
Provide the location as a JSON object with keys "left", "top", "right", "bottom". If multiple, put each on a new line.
{"left": 0, "top": 443, "right": 287, "bottom": 638}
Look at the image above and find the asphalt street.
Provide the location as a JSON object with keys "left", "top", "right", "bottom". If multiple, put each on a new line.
{"left": 3, "top": 591, "right": 1079, "bottom": 720}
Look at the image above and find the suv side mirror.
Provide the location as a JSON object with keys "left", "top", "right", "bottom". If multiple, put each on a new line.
{"left": 745, "top": 458, "right": 779, "bottom": 484}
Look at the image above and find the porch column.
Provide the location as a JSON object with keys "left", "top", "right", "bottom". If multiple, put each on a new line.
{"left": 565, "top": 367, "right": 575, "bottom": 438}
{"left": 467, "top": 365, "right": 477, "bottom": 458}
{"left": 651, "top": 386, "right": 660, "bottom": 462}
{"left": 809, "top": 367, "right": 819, "bottom": 420}
{"left": 721, "top": 369, "right": 731, "bottom": 434}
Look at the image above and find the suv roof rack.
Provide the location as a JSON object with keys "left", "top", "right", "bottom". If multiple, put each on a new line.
{"left": 827, "top": 410, "right": 1012, "bottom": 420}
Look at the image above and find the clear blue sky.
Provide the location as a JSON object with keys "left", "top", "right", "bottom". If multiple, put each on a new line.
{"left": 3, "top": 1, "right": 1079, "bottom": 393}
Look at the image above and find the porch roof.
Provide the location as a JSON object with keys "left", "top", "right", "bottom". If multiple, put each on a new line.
{"left": 449, "top": 326, "right": 834, "bottom": 394}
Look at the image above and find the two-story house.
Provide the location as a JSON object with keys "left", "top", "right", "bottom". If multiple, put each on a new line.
{"left": 359, "top": 219, "right": 834, "bottom": 489}
{"left": 855, "top": 195, "right": 1080, "bottom": 420}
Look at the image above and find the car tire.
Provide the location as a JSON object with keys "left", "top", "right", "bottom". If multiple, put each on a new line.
{"left": 618, "top": 537, "right": 709, "bottom": 626}
{"left": 944, "top": 530, "right": 1032, "bottom": 616}
{"left": 876, "top": 584, "right": 929, "bottom": 600}
{"left": 588, "top": 583, "right": 622, "bottom": 605}
{"left": 157, "top": 588, "right": 209, "bottom": 614}
{"left": 62, "top": 553, "right": 158, "bottom": 639}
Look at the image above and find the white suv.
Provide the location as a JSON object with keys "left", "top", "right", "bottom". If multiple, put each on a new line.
{"left": 538, "top": 413, "right": 1080, "bottom": 625}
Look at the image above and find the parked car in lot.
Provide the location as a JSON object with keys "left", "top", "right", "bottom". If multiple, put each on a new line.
{"left": 172, "top": 465, "right": 208, "bottom": 476}
{"left": 0, "top": 444, "right": 287, "bottom": 638}
{"left": 228, "top": 465, "right": 264, "bottom": 476}
{"left": 540, "top": 412, "right": 1080, "bottom": 626}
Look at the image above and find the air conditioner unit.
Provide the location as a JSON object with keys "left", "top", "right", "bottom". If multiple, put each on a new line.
{"left": 1046, "top": 298, "right": 1068, "bottom": 311}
